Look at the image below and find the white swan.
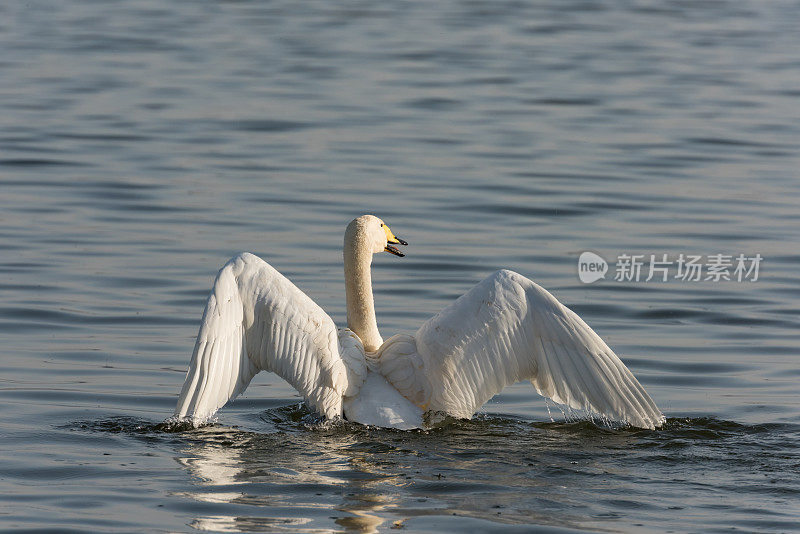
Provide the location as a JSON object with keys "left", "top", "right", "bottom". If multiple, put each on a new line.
{"left": 172, "top": 215, "right": 664, "bottom": 430}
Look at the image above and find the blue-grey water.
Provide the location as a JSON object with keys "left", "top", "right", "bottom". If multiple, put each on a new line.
{"left": 2, "top": 0, "right": 800, "bottom": 532}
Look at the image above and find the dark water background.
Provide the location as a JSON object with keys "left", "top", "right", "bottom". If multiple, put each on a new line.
{"left": 2, "top": 0, "right": 799, "bottom": 532}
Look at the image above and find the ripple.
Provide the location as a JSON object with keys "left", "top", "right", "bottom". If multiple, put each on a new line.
{"left": 226, "top": 119, "right": 313, "bottom": 132}
{"left": 0, "top": 158, "right": 90, "bottom": 167}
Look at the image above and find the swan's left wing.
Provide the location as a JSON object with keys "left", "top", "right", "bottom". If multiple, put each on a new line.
{"left": 172, "top": 253, "right": 350, "bottom": 424}
{"left": 378, "top": 269, "right": 664, "bottom": 429}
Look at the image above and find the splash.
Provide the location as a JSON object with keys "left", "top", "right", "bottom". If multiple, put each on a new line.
{"left": 159, "top": 414, "right": 219, "bottom": 432}
{"left": 540, "top": 399, "right": 664, "bottom": 431}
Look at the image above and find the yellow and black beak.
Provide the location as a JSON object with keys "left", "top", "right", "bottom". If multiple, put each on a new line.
{"left": 382, "top": 223, "right": 408, "bottom": 257}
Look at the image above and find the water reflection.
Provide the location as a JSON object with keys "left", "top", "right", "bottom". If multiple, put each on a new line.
{"left": 175, "top": 421, "right": 408, "bottom": 533}
{"left": 168, "top": 408, "right": 644, "bottom": 532}
{"left": 189, "top": 515, "right": 314, "bottom": 533}
{"left": 67, "top": 413, "right": 800, "bottom": 532}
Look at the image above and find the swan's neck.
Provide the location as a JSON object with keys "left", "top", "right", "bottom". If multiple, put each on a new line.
{"left": 344, "top": 228, "right": 382, "bottom": 352}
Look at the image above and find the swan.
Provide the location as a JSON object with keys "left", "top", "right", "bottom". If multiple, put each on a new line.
{"left": 172, "top": 215, "right": 664, "bottom": 430}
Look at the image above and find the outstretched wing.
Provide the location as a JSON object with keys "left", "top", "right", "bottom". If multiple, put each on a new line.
{"left": 173, "top": 252, "right": 349, "bottom": 424}
{"left": 378, "top": 269, "right": 664, "bottom": 429}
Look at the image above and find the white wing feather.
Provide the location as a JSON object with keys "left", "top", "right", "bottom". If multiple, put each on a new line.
{"left": 173, "top": 252, "right": 350, "bottom": 424}
{"left": 379, "top": 269, "right": 664, "bottom": 429}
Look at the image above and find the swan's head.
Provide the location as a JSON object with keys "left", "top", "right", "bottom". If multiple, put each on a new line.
{"left": 345, "top": 215, "right": 408, "bottom": 257}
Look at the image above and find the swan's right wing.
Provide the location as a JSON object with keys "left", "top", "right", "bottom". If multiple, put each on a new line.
{"left": 379, "top": 269, "right": 663, "bottom": 429}
{"left": 173, "top": 253, "right": 350, "bottom": 424}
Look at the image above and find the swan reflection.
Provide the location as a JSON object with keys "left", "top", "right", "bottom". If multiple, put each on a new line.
{"left": 174, "top": 422, "right": 408, "bottom": 533}
{"left": 169, "top": 408, "right": 615, "bottom": 532}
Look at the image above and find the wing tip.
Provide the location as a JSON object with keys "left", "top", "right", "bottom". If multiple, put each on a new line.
{"left": 638, "top": 411, "right": 667, "bottom": 431}
{"left": 545, "top": 400, "right": 666, "bottom": 430}
{"left": 162, "top": 413, "right": 218, "bottom": 430}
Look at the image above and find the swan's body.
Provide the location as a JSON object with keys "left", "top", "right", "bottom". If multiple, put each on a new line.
{"left": 173, "top": 215, "right": 664, "bottom": 430}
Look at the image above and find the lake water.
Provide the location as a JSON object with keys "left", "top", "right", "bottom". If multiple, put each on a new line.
{"left": 2, "top": 0, "right": 799, "bottom": 532}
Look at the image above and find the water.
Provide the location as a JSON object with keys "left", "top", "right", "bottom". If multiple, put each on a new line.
{"left": 2, "top": 0, "right": 799, "bottom": 531}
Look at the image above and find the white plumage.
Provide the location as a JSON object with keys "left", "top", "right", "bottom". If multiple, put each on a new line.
{"left": 172, "top": 215, "right": 664, "bottom": 430}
